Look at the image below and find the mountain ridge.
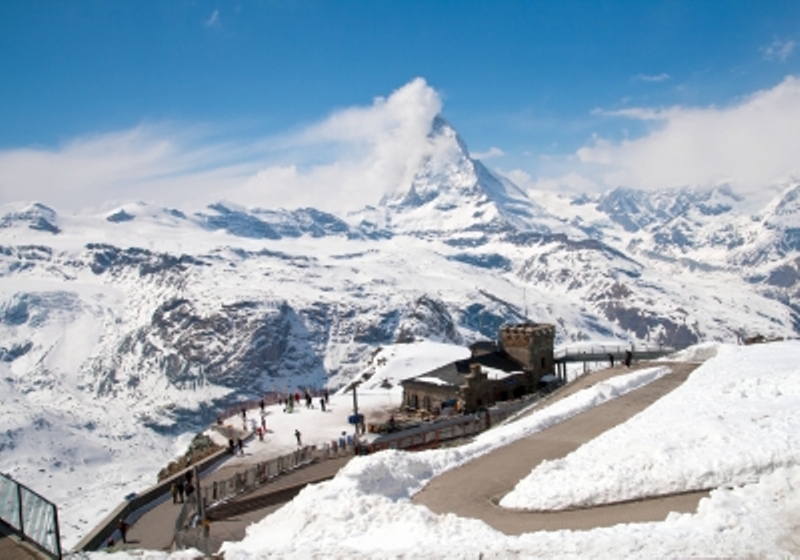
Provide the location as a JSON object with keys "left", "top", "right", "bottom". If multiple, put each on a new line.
{"left": 2, "top": 115, "right": 798, "bottom": 544}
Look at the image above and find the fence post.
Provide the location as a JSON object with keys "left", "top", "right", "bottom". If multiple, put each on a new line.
{"left": 52, "top": 502, "right": 62, "bottom": 559}
{"left": 16, "top": 483, "right": 24, "bottom": 537}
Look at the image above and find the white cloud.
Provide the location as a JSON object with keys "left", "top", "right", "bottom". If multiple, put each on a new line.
{"left": 206, "top": 9, "right": 220, "bottom": 27}
{"left": 572, "top": 76, "right": 800, "bottom": 199}
{"left": 470, "top": 147, "right": 504, "bottom": 160}
{"left": 0, "top": 78, "right": 443, "bottom": 214}
{"left": 634, "top": 73, "right": 671, "bottom": 82}
{"left": 236, "top": 78, "right": 442, "bottom": 211}
{"left": 505, "top": 169, "right": 598, "bottom": 195}
{"left": 761, "top": 38, "right": 796, "bottom": 61}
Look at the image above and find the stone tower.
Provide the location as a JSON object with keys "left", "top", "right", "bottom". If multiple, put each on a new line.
{"left": 498, "top": 323, "right": 556, "bottom": 390}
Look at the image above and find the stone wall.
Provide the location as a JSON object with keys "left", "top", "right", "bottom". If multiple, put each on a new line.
{"left": 402, "top": 381, "right": 457, "bottom": 412}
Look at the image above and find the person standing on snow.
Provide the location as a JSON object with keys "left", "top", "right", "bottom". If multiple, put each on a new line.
{"left": 295, "top": 429, "right": 302, "bottom": 446}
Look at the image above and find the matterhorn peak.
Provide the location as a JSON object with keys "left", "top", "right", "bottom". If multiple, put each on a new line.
{"left": 380, "top": 115, "right": 561, "bottom": 237}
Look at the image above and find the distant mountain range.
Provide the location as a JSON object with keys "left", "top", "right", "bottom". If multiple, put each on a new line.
{"left": 1, "top": 116, "right": 798, "bottom": 428}
{"left": 3, "top": 115, "right": 799, "bottom": 544}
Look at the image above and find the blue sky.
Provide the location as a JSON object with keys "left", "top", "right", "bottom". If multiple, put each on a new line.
{"left": 2, "top": 1, "right": 800, "bottom": 212}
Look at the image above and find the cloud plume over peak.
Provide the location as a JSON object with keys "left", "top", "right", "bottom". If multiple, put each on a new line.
{"left": 241, "top": 77, "right": 443, "bottom": 211}
{"left": 0, "top": 78, "right": 444, "bottom": 214}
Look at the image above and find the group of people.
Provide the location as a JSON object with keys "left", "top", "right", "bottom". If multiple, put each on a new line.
{"left": 227, "top": 437, "right": 245, "bottom": 456}
{"left": 608, "top": 350, "right": 634, "bottom": 368}
{"left": 108, "top": 387, "right": 340, "bottom": 549}
{"left": 278, "top": 388, "right": 330, "bottom": 414}
{"left": 170, "top": 469, "right": 196, "bottom": 504}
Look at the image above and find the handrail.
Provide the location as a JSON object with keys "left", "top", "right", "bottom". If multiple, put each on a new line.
{"left": 0, "top": 472, "right": 62, "bottom": 559}
{"left": 554, "top": 344, "right": 681, "bottom": 361}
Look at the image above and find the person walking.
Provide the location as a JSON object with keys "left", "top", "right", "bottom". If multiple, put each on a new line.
{"left": 320, "top": 397, "right": 326, "bottom": 412}
{"left": 170, "top": 482, "right": 178, "bottom": 504}
{"left": 176, "top": 480, "right": 185, "bottom": 503}
{"left": 118, "top": 518, "right": 129, "bottom": 544}
{"left": 237, "top": 437, "right": 244, "bottom": 455}
{"left": 295, "top": 429, "right": 302, "bottom": 446}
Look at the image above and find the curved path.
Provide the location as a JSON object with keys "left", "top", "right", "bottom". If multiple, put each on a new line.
{"left": 413, "top": 362, "right": 708, "bottom": 534}
{"left": 123, "top": 361, "right": 704, "bottom": 553}
{"left": 124, "top": 454, "right": 351, "bottom": 552}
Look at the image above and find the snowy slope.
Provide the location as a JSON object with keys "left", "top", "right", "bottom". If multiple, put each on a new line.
{"left": 1, "top": 114, "right": 798, "bottom": 549}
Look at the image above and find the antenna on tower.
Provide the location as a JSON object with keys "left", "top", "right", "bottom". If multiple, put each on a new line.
{"left": 523, "top": 287, "right": 528, "bottom": 320}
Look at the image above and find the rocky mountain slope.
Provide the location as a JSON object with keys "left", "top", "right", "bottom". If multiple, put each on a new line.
{"left": 2, "top": 115, "right": 798, "bottom": 543}
{"left": 1, "top": 116, "right": 797, "bottom": 452}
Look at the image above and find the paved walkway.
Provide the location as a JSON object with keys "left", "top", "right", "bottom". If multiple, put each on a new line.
{"left": 121, "top": 361, "right": 704, "bottom": 554}
{"left": 0, "top": 523, "right": 48, "bottom": 560}
{"left": 413, "top": 362, "right": 707, "bottom": 533}
{"left": 124, "top": 452, "right": 352, "bottom": 552}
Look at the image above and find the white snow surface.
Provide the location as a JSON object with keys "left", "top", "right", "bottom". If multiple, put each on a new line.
{"left": 80, "top": 340, "right": 800, "bottom": 559}
{"left": 500, "top": 340, "right": 800, "bottom": 509}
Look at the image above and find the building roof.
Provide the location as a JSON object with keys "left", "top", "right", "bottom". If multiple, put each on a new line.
{"left": 401, "top": 350, "right": 526, "bottom": 389}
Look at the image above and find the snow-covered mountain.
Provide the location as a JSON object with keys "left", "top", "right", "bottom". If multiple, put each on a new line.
{"left": 1, "top": 115, "right": 798, "bottom": 545}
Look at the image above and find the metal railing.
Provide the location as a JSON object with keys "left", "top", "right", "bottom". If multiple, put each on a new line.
{"left": 368, "top": 415, "right": 488, "bottom": 452}
{"left": 0, "top": 472, "right": 61, "bottom": 559}
{"left": 554, "top": 343, "right": 678, "bottom": 361}
{"left": 173, "top": 443, "right": 354, "bottom": 554}
{"left": 200, "top": 446, "right": 318, "bottom": 507}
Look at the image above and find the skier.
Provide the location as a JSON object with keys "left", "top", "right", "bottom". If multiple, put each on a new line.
{"left": 295, "top": 429, "right": 302, "bottom": 446}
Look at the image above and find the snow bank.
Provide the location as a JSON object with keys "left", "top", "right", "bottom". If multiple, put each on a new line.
{"left": 500, "top": 341, "right": 800, "bottom": 510}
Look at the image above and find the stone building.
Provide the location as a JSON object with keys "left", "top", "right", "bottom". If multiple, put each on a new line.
{"left": 401, "top": 322, "right": 556, "bottom": 414}
{"left": 498, "top": 323, "right": 556, "bottom": 392}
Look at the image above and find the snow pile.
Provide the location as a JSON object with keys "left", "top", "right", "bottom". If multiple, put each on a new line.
{"left": 500, "top": 341, "right": 800, "bottom": 510}
{"left": 213, "top": 366, "right": 672, "bottom": 557}
{"left": 79, "top": 342, "right": 800, "bottom": 558}
{"left": 660, "top": 341, "right": 720, "bottom": 363}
